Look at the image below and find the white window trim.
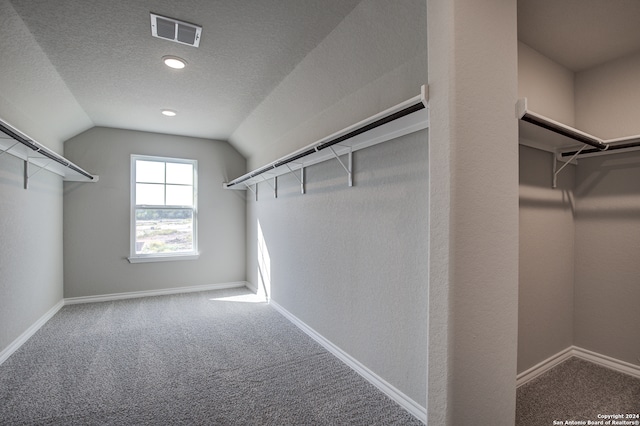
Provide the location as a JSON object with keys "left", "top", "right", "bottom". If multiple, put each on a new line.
{"left": 128, "top": 154, "right": 199, "bottom": 263}
{"left": 128, "top": 253, "right": 199, "bottom": 264}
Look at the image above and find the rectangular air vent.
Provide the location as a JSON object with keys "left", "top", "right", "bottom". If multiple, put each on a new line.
{"left": 150, "top": 13, "right": 201, "bottom": 47}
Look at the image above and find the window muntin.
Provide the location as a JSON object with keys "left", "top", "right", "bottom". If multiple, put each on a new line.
{"left": 130, "top": 155, "right": 197, "bottom": 261}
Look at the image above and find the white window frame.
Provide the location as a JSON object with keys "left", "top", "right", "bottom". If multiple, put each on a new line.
{"left": 128, "top": 154, "right": 199, "bottom": 263}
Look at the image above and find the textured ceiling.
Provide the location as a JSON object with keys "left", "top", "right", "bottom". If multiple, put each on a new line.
{"left": 518, "top": 0, "right": 640, "bottom": 72}
{"left": 5, "top": 0, "right": 361, "bottom": 154}
{"left": 5, "top": 0, "right": 640, "bottom": 157}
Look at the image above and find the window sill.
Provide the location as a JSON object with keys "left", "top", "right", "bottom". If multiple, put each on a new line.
{"left": 127, "top": 253, "right": 200, "bottom": 264}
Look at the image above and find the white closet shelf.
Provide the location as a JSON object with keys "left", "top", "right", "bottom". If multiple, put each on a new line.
{"left": 224, "top": 85, "right": 429, "bottom": 193}
{"left": 517, "top": 98, "right": 640, "bottom": 159}
{"left": 0, "top": 119, "right": 98, "bottom": 184}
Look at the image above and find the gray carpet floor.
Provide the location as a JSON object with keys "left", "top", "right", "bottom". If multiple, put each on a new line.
{"left": 0, "top": 287, "right": 422, "bottom": 425}
{"left": 516, "top": 357, "right": 640, "bottom": 426}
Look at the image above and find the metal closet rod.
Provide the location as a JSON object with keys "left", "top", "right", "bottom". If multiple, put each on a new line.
{"left": 0, "top": 121, "right": 94, "bottom": 180}
{"left": 225, "top": 101, "right": 426, "bottom": 188}
{"left": 517, "top": 99, "right": 640, "bottom": 158}
{"left": 561, "top": 136, "right": 640, "bottom": 157}
{"left": 522, "top": 113, "right": 640, "bottom": 157}
{"left": 520, "top": 112, "right": 608, "bottom": 151}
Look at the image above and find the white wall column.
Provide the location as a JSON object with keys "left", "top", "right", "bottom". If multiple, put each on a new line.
{"left": 427, "top": 0, "right": 519, "bottom": 424}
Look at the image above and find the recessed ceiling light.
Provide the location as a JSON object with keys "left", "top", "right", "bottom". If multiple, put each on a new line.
{"left": 162, "top": 56, "right": 187, "bottom": 69}
{"left": 161, "top": 109, "right": 177, "bottom": 117}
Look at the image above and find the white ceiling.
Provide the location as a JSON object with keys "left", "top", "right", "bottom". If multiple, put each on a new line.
{"left": 4, "top": 1, "right": 640, "bottom": 157}
{"left": 518, "top": 0, "right": 640, "bottom": 72}
{"left": 5, "top": 0, "right": 361, "bottom": 152}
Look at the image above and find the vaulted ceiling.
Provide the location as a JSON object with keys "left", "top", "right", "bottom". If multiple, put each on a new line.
{"left": 2, "top": 0, "right": 640, "bottom": 159}
{"left": 1, "top": 0, "right": 361, "bottom": 153}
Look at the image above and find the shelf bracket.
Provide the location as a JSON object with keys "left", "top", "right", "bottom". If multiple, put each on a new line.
{"left": 553, "top": 145, "right": 586, "bottom": 188}
{"left": 0, "top": 141, "right": 20, "bottom": 159}
{"left": 28, "top": 158, "right": 54, "bottom": 179}
{"left": 23, "top": 160, "right": 28, "bottom": 189}
{"left": 22, "top": 153, "right": 56, "bottom": 189}
{"left": 260, "top": 175, "right": 277, "bottom": 198}
{"left": 244, "top": 183, "right": 257, "bottom": 201}
{"left": 329, "top": 145, "right": 353, "bottom": 187}
{"left": 285, "top": 163, "right": 305, "bottom": 194}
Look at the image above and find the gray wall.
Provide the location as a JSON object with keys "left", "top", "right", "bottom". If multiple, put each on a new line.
{"left": 63, "top": 127, "right": 246, "bottom": 298}
{"left": 576, "top": 50, "right": 640, "bottom": 139}
{"left": 571, "top": 49, "right": 640, "bottom": 368}
{"left": 574, "top": 151, "right": 640, "bottom": 367}
{"left": 247, "top": 130, "right": 428, "bottom": 405}
{"left": 0, "top": 153, "right": 63, "bottom": 353}
{"left": 518, "top": 41, "right": 575, "bottom": 126}
{"left": 518, "top": 145, "right": 575, "bottom": 373}
{"left": 231, "top": 0, "right": 427, "bottom": 170}
{"left": 238, "top": 0, "right": 429, "bottom": 409}
{"left": 0, "top": 0, "right": 85, "bottom": 355}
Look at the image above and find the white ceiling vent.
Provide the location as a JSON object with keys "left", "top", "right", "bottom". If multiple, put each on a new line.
{"left": 150, "top": 13, "right": 201, "bottom": 48}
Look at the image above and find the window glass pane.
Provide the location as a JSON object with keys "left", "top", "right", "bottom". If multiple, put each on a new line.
{"left": 166, "top": 163, "right": 193, "bottom": 185}
{"left": 132, "top": 155, "right": 197, "bottom": 260}
{"left": 166, "top": 184, "right": 193, "bottom": 206}
{"left": 136, "top": 160, "right": 165, "bottom": 183}
{"left": 135, "top": 209, "right": 194, "bottom": 254}
{"left": 136, "top": 183, "right": 165, "bottom": 205}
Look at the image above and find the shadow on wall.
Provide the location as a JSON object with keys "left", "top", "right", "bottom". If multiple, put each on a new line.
{"left": 575, "top": 152, "right": 640, "bottom": 199}
{"left": 519, "top": 186, "right": 575, "bottom": 211}
{"left": 519, "top": 146, "right": 576, "bottom": 213}
{"left": 519, "top": 150, "right": 573, "bottom": 189}
{"left": 572, "top": 152, "right": 640, "bottom": 220}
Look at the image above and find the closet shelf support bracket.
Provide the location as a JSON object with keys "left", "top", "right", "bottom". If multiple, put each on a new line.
{"left": 23, "top": 160, "right": 28, "bottom": 190}
{"left": 28, "top": 158, "right": 54, "bottom": 179}
{"left": 23, "top": 154, "right": 57, "bottom": 189}
{"left": 244, "top": 183, "right": 257, "bottom": 201}
{"left": 0, "top": 141, "right": 20, "bottom": 159}
{"left": 285, "top": 163, "right": 305, "bottom": 194}
{"left": 552, "top": 145, "right": 586, "bottom": 188}
{"left": 328, "top": 145, "right": 353, "bottom": 187}
{"left": 260, "top": 175, "right": 277, "bottom": 199}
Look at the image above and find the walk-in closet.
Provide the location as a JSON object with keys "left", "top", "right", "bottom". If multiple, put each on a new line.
{"left": 517, "top": 1, "right": 640, "bottom": 422}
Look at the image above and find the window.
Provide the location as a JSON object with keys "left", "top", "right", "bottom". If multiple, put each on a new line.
{"left": 129, "top": 155, "right": 198, "bottom": 263}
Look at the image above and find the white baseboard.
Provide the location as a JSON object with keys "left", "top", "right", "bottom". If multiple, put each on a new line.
{"left": 269, "top": 300, "right": 427, "bottom": 424}
{"left": 517, "top": 345, "right": 640, "bottom": 387}
{"left": 64, "top": 281, "right": 249, "bottom": 305}
{"left": 573, "top": 346, "right": 640, "bottom": 380}
{"left": 244, "top": 280, "right": 270, "bottom": 302}
{"left": 516, "top": 346, "right": 574, "bottom": 387}
{"left": 244, "top": 280, "right": 259, "bottom": 294}
{"left": 0, "top": 299, "right": 64, "bottom": 366}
